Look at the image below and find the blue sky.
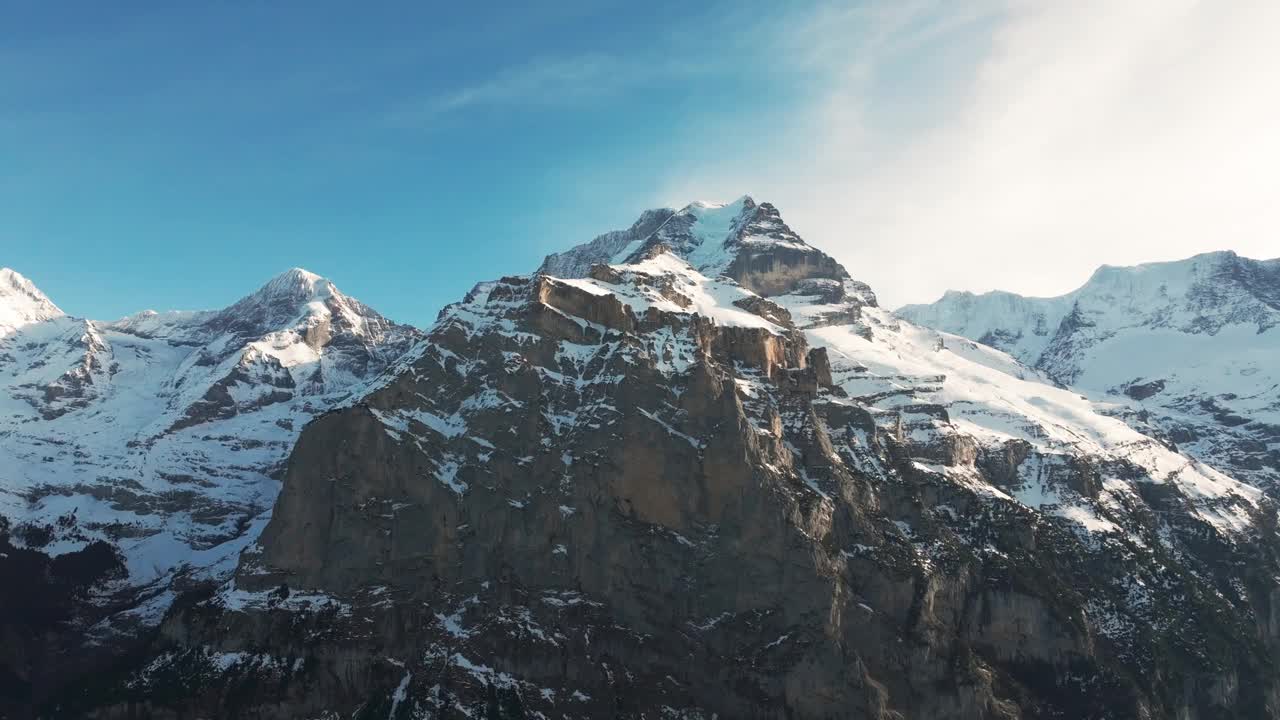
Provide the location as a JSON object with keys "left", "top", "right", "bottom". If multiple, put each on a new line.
{"left": 5, "top": 1, "right": 1278, "bottom": 326}
{"left": 0, "top": 1, "right": 845, "bottom": 324}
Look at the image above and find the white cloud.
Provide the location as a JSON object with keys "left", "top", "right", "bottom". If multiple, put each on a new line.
{"left": 657, "top": 0, "right": 1280, "bottom": 307}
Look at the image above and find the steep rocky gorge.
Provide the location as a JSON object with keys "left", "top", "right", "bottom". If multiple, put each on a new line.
{"left": 61, "top": 200, "right": 1280, "bottom": 719}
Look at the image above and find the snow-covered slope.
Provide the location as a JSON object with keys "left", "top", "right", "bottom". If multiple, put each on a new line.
{"left": 105, "top": 200, "right": 1280, "bottom": 718}
{"left": 0, "top": 267, "right": 64, "bottom": 337}
{"left": 596, "top": 249, "right": 1264, "bottom": 537}
{"left": 898, "top": 251, "right": 1280, "bottom": 493}
{"left": 538, "top": 208, "right": 675, "bottom": 278}
{"left": 895, "top": 288, "right": 1073, "bottom": 365}
{"left": 0, "top": 268, "right": 419, "bottom": 638}
{"left": 544, "top": 216, "right": 1268, "bottom": 542}
{"left": 540, "top": 195, "right": 864, "bottom": 299}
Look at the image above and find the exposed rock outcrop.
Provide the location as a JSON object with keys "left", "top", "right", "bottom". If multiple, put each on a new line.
{"left": 68, "top": 204, "right": 1280, "bottom": 719}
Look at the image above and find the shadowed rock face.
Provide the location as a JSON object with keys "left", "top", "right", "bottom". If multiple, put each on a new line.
{"left": 65, "top": 199, "right": 1280, "bottom": 720}
{"left": 0, "top": 517, "right": 126, "bottom": 711}
{"left": 726, "top": 242, "right": 850, "bottom": 297}
{"left": 720, "top": 202, "right": 852, "bottom": 297}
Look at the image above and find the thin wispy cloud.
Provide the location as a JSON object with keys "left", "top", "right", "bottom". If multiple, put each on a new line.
{"left": 426, "top": 55, "right": 624, "bottom": 115}
{"left": 391, "top": 54, "right": 719, "bottom": 124}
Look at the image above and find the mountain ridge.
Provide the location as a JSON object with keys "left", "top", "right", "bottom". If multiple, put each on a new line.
{"left": 903, "top": 250, "right": 1280, "bottom": 340}
{"left": 897, "top": 249, "right": 1280, "bottom": 496}
{"left": 53, "top": 200, "right": 1280, "bottom": 719}
{"left": 0, "top": 266, "right": 421, "bottom": 712}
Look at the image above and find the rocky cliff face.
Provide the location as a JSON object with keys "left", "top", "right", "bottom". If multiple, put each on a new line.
{"left": 0, "top": 268, "right": 419, "bottom": 713}
{"left": 898, "top": 251, "right": 1280, "bottom": 496}
{"left": 68, "top": 202, "right": 1280, "bottom": 719}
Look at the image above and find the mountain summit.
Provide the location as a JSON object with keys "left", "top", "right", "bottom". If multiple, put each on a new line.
{"left": 0, "top": 268, "right": 420, "bottom": 708}
{"left": 0, "top": 267, "right": 63, "bottom": 337}
{"left": 540, "top": 195, "right": 855, "bottom": 298}
{"left": 216, "top": 268, "right": 337, "bottom": 326}
{"left": 69, "top": 200, "right": 1280, "bottom": 719}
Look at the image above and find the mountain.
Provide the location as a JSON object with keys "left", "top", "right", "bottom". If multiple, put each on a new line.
{"left": 898, "top": 251, "right": 1280, "bottom": 494}
{"left": 539, "top": 196, "right": 857, "bottom": 299}
{"left": 68, "top": 200, "right": 1280, "bottom": 719}
{"left": 0, "top": 268, "right": 63, "bottom": 337}
{"left": 0, "top": 268, "right": 420, "bottom": 708}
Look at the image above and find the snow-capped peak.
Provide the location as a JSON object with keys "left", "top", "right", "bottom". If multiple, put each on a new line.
{"left": 247, "top": 267, "right": 335, "bottom": 305}
{"left": 899, "top": 250, "right": 1280, "bottom": 368}
{"left": 201, "top": 267, "right": 355, "bottom": 339}
{"left": 684, "top": 194, "right": 755, "bottom": 213}
{"left": 624, "top": 195, "right": 762, "bottom": 270}
{"left": 538, "top": 196, "right": 768, "bottom": 281}
{"left": 540, "top": 196, "right": 851, "bottom": 297}
{"left": 0, "top": 264, "right": 421, "bottom": 649}
{"left": 0, "top": 267, "right": 64, "bottom": 337}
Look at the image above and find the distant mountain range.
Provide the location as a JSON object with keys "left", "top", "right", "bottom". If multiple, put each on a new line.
{"left": 898, "top": 251, "right": 1280, "bottom": 494}
{"left": 3, "top": 204, "right": 1279, "bottom": 718}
